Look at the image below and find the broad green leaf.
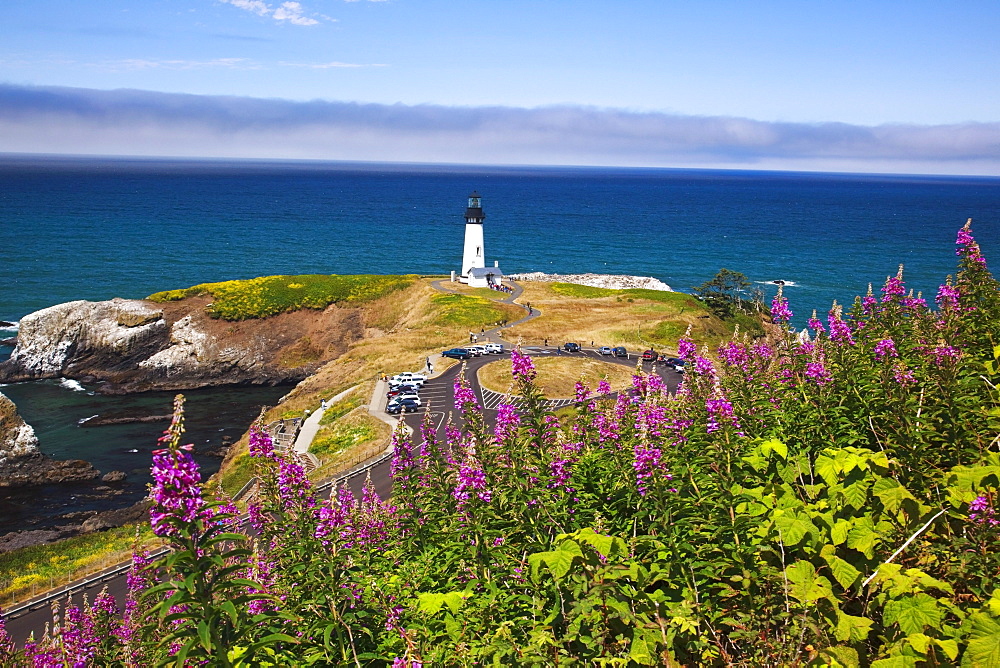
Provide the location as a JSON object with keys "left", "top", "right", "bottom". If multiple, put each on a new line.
{"left": 989, "top": 589, "right": 1000, "bottom": 617}
{"left": 819, "top": 645, "right": 860, "bottom": 668}
{"left": 528, "top": 540, "right": 583, "bottom": 581}
{"left": 966, "top": 612, "right": 1000, "bottom": 667}
{"left": 846, "top": 518, "right": 879, "bottom": 559}
{"left": 907, "top": 632, "right": 931, "bottom": 654}
{"left": 815, "top": 454, "right": 841, "bottom": 486}
{"left": 871, "top": 656, "right": 917, "bottom": 668}
{"left": 831, "top": 519, "right": 852, "bottom": 546}
{"left": 883, "top": 593, "right": 942, "bottom": 635}
{"left": 417, "top": 591, "right": 466, "bottom": 615}
{"left": 774, "top": 509, "right": 820, "bottom": 547}
{"left": 760, "top": 438, "right": 788, "bottom": 460}
{"left": 785, "top": 561, "right": 834, "bottom": 603}
{"left": 629, "top": 629, "right": 656, "bottom": 665}
{"left": 873, "top": 477, "right": 921, "bottom": 517}
{"left": 573, "top": 528, "right": 626, "bottom": 560}
{"left": 821, "top": 545, "right": 862, "bottom": 589}
{"left": 841, "top": 479, "right": 871, "bottom": 510}
{"left": 934, "top": 637, "right": 959, "bottom": 661}
{"left": 834, "top": 610, "right": 873, "bottom": 643}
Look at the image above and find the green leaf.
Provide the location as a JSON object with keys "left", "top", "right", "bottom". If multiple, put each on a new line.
{"left": 815, "top": 454, "right": 841, "bottom": 486}
{"left": 835, "top": 610, "right": 874, "bottom": 643}
{"left": 841, "top": 479, "right": 871, "bottom": 510}
{"left": 785, "top": 561, "right": 834, "bottom": 604}
{"left": 871, "top": 657, "right": 917, "bottom": 668}
{"left": 760, "top": 438, "right": 788, "bottom": 460}
{"left": 934, "top": 637, "right": 959, "bottom": 661}
{"left": 907, "top": 632, "right": 931, "bottom": 654}
{"left": 629, "top": 629, "right": 658, "bottom": 665}
{"left": 417, "top": 592, "right": 467, "bottom": 615}
{"left": 966, "top": 612, "right": 1000, "bottom": 667}
{"left": 818, "top": 646, "right": 860, "bottom": 668}
{"left": 528, "top": 540, "right": 583, "bottom": 581}
{"left": 831, "top": 519, "right": 852, "bottom": 546}
{"left": 774, "top": 509, "right": 819, "bottom": 547}
{"left": 572, "top": 528, "right": 626, "bottom": 560}
{"left": 846, "top": 518, "right": 879, "bottom": 559}
{"left": 883, "top": 593, "right": 942, "bottom": 635}
{"left": 197, "top": 620, "right": 212, "bottom": 651}
{"left": 873, "top": 478, "right": 918, "bottom": 515}
{"left": 821, "top": 545, "right": 862, "bottom": 589}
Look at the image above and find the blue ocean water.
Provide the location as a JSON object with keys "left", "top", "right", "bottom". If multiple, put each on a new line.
{"left": 1, "top": 155, "right": 999, "bottom": 534}
{"left": 1, "top": 156, "right": 998, "bottom": 326}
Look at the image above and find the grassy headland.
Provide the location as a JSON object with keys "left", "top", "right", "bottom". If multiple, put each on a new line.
{"left": 478, "top": 356, "right": 636, "bottom": 397}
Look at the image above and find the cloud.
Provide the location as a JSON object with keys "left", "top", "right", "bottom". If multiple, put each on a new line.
{"left": 280, "top": 61, "right": 387, "bottom": 69}
{"left": 101, "top": 58, "right": 258, "bottom": 71}
{"left": 0, "top": 83, "right": 998, "bottom": 175}
{"left": 221, "top": 0, "right": 319, "bottom": 26}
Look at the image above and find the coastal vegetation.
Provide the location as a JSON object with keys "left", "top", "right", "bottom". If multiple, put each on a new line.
{"left": 4, "top": 222, "right": 999, "bottom": 665}
{"left": 147, "top": 274, "right": 416, "bottom": 321}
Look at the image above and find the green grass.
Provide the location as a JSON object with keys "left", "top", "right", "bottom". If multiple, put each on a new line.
{"left": 430, "top": 293, "right": 513, "bottom": 328}
{"left": 310, "top": 416, "right": 377, "bottom": 457}
{"left": 148, "top": 274, "right": 416, "bottom": 321}
{"left": 549, "top": 282, "right": 702, "bottom": 308}
{"left": 218, "top": 452, "right": 257, "bottom": 498}
{"left": 0, "top": 524, "right": 161, "bottom": 605}
{"left": 319, "top": 393, "right": 363, "bottom": 426}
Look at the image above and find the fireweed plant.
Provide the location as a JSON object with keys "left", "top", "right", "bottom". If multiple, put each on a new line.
{"left": 3, "top": 220, "right": 1000, "bottom": 665}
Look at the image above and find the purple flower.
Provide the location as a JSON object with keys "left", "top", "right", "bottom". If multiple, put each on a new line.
{"left": 718, "top": 342, "right": 749, "bottom": 369}
{"left": 705, "top": 395, "right": 740, "bottom": 434}
{"left": 804, "top": 360, "right": 832, "bottom": 386}
{"left": 249, "top": 424, "right": 275, "bottom": 459}
{"left": 969, "top": 494, "right": 999, "bottom": 526}
{"left": 453, "top": 375, "right": 480, "bottom": 412}
{"left": 494, "top": 403, "right": 521, "bottom": 444}
{"left": 881, "top": 266, "right": 906, "bottom": 301}
{"left": 633, "top": 443, "right": 667, "bottom": 496}
{"left": 149, "top": 446, "right": 206, "bottom": 539}
{"left": 510, "top": 348, "right": 536, "bottom": 380}
{"left": 677, "top": 330, "right": 696, "bottom": 360}
{"left": 693, "top": 355, "right": 716, "bottom": 377}
{"left": 771, "top": 287, "right": 793, "bottom": 323}
{"left": 874, "top": 338, "right": 898, "bottom": 361}
{"left": 453, "top": 447, "right": 491, "bottom": 507}
{"left": 956, "top": 220, "right": 987, "bottom": 266}
{"left": 936, "top": 282, "right": 960, "bottom": 310}
{"left": 827, "top": 303, "right": 856, "bottom": 346}
{"left": 597, "top": 379, "right": 612, "bottom": 396}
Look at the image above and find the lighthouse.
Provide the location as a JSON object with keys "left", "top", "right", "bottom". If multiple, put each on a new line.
{"left": 461, "top": 192, "right": 486, "bottom": 278}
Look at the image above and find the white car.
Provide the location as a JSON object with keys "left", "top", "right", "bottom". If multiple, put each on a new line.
{"left": 484, "top": 343, "right": 504, "bottom": 354}
{"left": 465, "top": 346, "right": 486, "bottom": 356}
{"left": 390, "top": 372, "right": 426, "bottom": 386}
{"left": 389, "top": 393, "right": 421, "bottom": 407}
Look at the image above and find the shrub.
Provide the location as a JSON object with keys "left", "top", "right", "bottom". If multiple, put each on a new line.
{"left": 148, "top": 274, "right": 416, "bottom": 320}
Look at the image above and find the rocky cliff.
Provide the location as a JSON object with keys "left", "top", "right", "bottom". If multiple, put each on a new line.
{"left": 0, "top": 296, "right": 365, "bottom": 394}
{"left": 508, "top": 272, "right": 672, "bottom": 291}
{"left": 1, "top": 391, "right": 99, "bottom": 488}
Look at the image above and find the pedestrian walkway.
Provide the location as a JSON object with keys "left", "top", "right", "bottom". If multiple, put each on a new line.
{"left": 428, "top": 278, "right": 540, "bottom": 350}
{"left": 479, "top": 386, "right": 575, "bottom": 411}
{"left": 292, "top": 385, "right": 360, "bottom": 469}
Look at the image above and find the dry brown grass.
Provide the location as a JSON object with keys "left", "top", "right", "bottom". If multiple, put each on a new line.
{"left": 477, "top": 356, "right": 636, "bottom": 398}
{"left": 504, "top": 282, "right": 735, "bottom": 354}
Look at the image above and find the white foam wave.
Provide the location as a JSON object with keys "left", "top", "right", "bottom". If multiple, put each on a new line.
{"left": 0, "top": 320, "right": 19, "bottom": 332}
{"left": 78, "top": 414, "right": 99, "bottom": 425}
{"left": 59, "top": 378, "right": 87, "bottom": 392}
{"left": 756, "top": 280, "right": 798, "bottom": 287}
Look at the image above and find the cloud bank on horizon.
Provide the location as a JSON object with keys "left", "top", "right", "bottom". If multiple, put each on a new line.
{"left": 1, "top": 83, "right": 999, "bottom": 176}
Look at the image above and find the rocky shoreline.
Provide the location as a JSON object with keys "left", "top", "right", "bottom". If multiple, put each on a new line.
{"left": 508, "top": 272, "right": 672, "bottom": 291}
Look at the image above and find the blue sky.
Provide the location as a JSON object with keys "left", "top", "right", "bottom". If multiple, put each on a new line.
{"left": 2, "top": 0, "right": 999, "bottom": 174}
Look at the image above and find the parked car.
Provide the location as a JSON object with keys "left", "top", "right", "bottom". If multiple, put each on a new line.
{"left": 563, "top": 342, "right": 581, "bottom": 352}
{"left": 391, "top": 372, "right": 426, "bottom": 386}
{"left": 386, "top": 398, "right": 420, "bottom": 414}
{"left": 672, "top": 359, "right": 686, "bottom": 373}
{"left": 442, "top": 348, "right": 471, "bottom": 359}
{"left": 598, "top": 346, "right": 614, "bottom": 356}
{"left": 389, "top": 392, "right": 421, "bottom": 407}
{"left": 642, "top": 349, "right": 657, "bottom": 361}
{"left": 484, "top": 343, "right": 505, "bottom": 354}
{"left": 612, "top": 346, "right": 628, "bottom": 358}
{"left": 387, "top": 384, "right": 419, "bottom": 398}
{"left": 465, "top": 345, "right": 486, "bottom": 356}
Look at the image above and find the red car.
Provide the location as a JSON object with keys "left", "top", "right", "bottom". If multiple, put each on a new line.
{"left": 641, "top": 349, "right": 657, "bottom": 361}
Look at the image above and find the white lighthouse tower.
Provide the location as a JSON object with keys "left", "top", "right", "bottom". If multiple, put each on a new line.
{"left": 461, "top": 192, "right": 486, "bottom": 279}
